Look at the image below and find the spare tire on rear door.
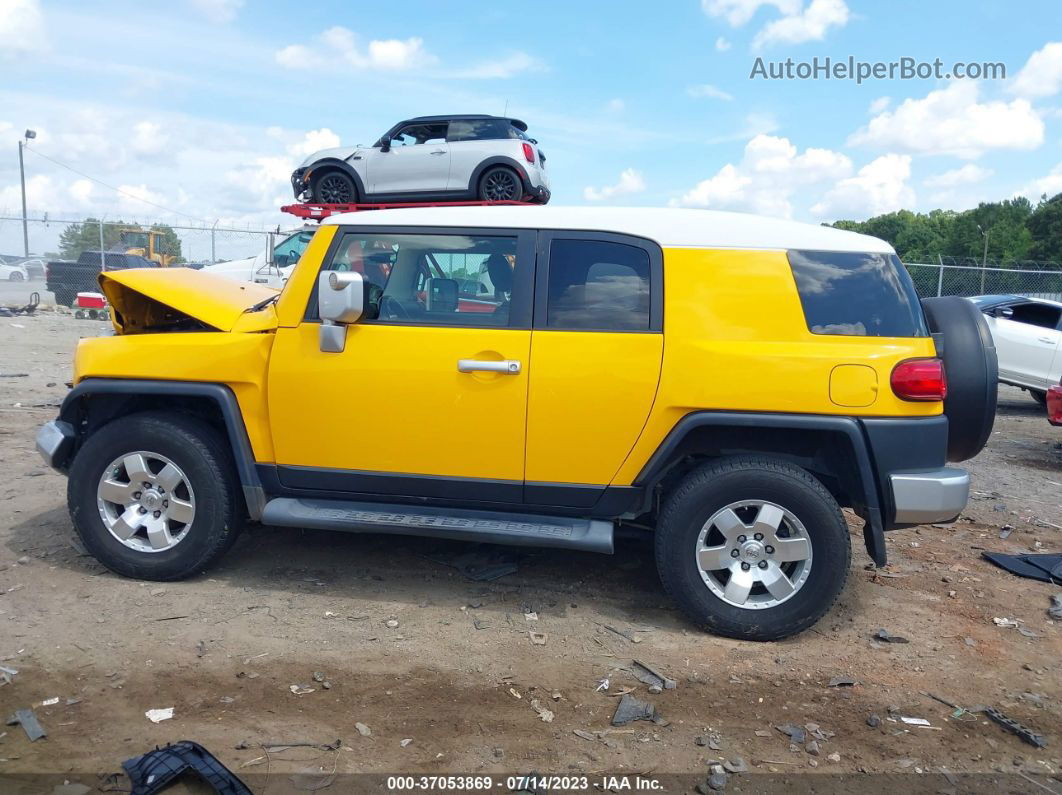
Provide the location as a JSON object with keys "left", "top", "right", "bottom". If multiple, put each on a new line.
{"left": 921, "top": 296, "right": 997, "bottom": 462}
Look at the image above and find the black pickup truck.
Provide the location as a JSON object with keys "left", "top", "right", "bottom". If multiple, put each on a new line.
{"left": 46, "top": 251, "right": 157, "bottom": 307}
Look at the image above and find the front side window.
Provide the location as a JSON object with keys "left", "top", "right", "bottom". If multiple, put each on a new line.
{"left": 272, "top": 230, "right": 314, "bottom": 267}
{"left": 322, "top": 232, "right": 519, "bottom": 327}
{"left": 390, "top": 123, "right": 448, "bottom": 147}
{"left": 545, "top": 239, "right": 652, "bottom": 331}
{"left": 788, "top": 250, "right": 929, "bottom": 337}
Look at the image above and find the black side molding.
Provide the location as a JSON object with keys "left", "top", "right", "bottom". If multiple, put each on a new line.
{"left": 59, "top": 378, "right": 266, "bottom": 520}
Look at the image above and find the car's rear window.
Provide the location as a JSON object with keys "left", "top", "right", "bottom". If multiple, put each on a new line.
{"left": 787, "top": 250, "right": 928, "bottom": 337}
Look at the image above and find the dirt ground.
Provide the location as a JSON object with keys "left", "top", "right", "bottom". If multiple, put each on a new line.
{"left": 0, "top": 310, "right": 1060, "bottom": 793}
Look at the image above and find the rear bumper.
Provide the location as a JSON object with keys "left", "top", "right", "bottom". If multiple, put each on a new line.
{"left": 889, "top": 468, "right": 970, "bottom": 524}
{"left": 36, "top": 419, "right": 75, "bottom": 471}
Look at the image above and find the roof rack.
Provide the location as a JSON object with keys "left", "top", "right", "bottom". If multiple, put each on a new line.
{"left": 280, "top": 200, "right": 529, "bottom": 221}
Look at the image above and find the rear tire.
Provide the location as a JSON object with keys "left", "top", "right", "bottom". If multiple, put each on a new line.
{"left": 311, "top": 170, "right": 357, "bottom": 204}
{"left": 1030, "top": 390, "right": 1047, "bottom": 407}
{"left": 67, "top": 412, "right": 244, "bottom": 581}
{"left": 478, "top": 167, "right": 524, "bottom": 202}
{"left": 655, "top": 457, "right": 850, "bottom": 641}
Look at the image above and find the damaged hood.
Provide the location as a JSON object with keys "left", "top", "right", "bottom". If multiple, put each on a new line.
{"left": 99, "top": 268, "right": 279, "bottom": 334}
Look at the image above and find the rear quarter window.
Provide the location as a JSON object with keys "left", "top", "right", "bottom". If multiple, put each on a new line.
{"left": 787, "top": 250, "right": 928, "bottom": 337}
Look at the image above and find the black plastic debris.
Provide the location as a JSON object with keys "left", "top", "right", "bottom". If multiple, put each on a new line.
{"left": 122, "top": 740, "right": 251, "bottom": 795}
{"left": 5, "top": 708, "right": 46, "bottom": 741}
{"left": 775, "top": 723, "right": 807, "bottom": 744}
{"left": 611, "top": 694, "right": 662, "bottom": 726}
{"left": 983, "top": 552, "right": 1062, "bottom": 585}
{"left": 828, "top": 676, "right": 858, "bottom": 687}
{"left": 980, "top": 707, "right": 1048, "bottom": 749}
{"left": 873, "top": 628, "right": 910, "bottom": 644}
{"left": 630, "top": 660, "right": 677, "bottom": 692}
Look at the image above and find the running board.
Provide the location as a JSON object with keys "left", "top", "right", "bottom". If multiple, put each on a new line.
{"left": 260, "top": 498, "right": 615, "bottom": 554}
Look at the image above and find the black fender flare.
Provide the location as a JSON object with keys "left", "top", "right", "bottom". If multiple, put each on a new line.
{"left": 303, "top": 158, "right": 366, "bottom": 199}
{"left": 468, "top": 156, "right": 532, "bottom": 194}
{"left": 635, "top": 411, "right": 888, "bottom": 566}
{"left": 58, "top": 378, "right": 265, "bottom": 520}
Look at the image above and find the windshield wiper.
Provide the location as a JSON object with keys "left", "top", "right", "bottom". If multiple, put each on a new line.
{"left": 246, "top": 293, "right": 279, "bottom": 313}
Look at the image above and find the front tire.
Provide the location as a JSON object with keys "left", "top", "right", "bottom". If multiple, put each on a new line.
{"left": 9, "top": 271, "right": 24, "bottom": 282}
{"left": 478, "top": 167, "right": 524, "bottom": 202}
{"left": 655, "top": 457, "right": 851, "bottom": 641}
{"left": 67, "top": 412, "right": 244, "bottom": 581}
{"left": 311, "top": 170, "right": 357, "bottom": 204}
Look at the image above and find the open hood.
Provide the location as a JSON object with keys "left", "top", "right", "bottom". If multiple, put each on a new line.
{"left": 99, "top": 268, "right": 279, "bottom": 334}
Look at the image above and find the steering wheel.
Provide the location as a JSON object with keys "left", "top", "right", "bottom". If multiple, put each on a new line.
{"left": 380, "top": 295, "right": 409, "bottom": 319}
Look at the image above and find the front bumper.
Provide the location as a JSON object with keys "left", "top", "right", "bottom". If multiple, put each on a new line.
{"left": 291, "top": 168, "right": 309, "bottom": 200}
{"left": 889, "top": 468, "right": 970, "bottom": 524}
{"left": 36, "top": 419, "right": 75, "bottom": 471}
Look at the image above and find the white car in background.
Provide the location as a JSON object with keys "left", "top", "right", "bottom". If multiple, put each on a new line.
{"left": 202, "top": 229, "right": 314, "bottom": 289}
{"left": 0, "top": 261, "right": 29, "bottom": 282}
{"left": 972, "top": 295, "right": 1062, "bottom": 404}
{"left": 291, "top": 114, "right": 550, "bottom": 205}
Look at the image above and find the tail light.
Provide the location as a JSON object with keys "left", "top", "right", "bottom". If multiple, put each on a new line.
{"left": 522, "top": 142, "right": 535, "bottom": 163}
{"left": 891, "top": 358, "right": 947, "bottom": 401}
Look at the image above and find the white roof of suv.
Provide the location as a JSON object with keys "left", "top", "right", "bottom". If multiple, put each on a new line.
{"left": 322, "top": 206, "right": 894, "bottom": 254}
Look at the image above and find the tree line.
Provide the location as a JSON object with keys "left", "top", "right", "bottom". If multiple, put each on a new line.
{"left": 830, "top": 192, "right": 1062, "bottom": 265}
{"left": 57, "top": 219, "right": 183, "bottom": 262}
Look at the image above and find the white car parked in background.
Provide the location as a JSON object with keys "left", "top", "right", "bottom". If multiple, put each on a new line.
{"left": 0, "top": 261, "right": 29, "bottom": 281}
{"left": 291, "top": 114, "right": 550, "bottom": 205}
{"left": 202, "top": 229, "right": 314, "bottom": 289}
{"left": 972, "top": 295, "right": 1062, "bottom": 404}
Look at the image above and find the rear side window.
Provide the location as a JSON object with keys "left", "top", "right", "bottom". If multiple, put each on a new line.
{"left": 788, "top": 250, "right": 928, "bottom": 337}
{"left": 545, "top": 239, "right": 652, "bottom": 331}
{"left": 447, "top": 119, "right": 509, "bottom": 141}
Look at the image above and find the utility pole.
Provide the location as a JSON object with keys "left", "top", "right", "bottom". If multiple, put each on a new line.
{"left": 18, "top": 129, "right": 36, "bottom": 257}
{"left": 977, "top": 224, "right": 989, "bottom": 294}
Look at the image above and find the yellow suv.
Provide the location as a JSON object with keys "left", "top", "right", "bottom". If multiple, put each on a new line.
{"left": 36, "top": 207, "right": 998, "bottom": 640}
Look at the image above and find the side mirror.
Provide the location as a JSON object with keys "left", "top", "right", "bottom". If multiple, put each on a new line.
{"left": 318, "top": 271, "right": 364, "bottom": 353}
{"left": 379, "top": 137, "right": 391, "bottom": 152}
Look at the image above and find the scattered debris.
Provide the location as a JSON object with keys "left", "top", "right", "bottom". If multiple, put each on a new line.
{"left": 123, "top": 741, "right": 251, "bottom": 795}
{"left": 400, "top": 738, "right": 413, "bottom": 748}
{"left": 980, "top": 706, "right": 1047, "bottom": 749}
{"left": 40, "top": 697, "right": 59, "bottom": 707}
{"left": 289, "top": 685, "right": 315, "bottom": 696}
{"left": 993, "top": 617, "right": 1020, "bottom": 628}
{"left": 722, "top": 757, "right": 747, "bottom": 774}
{"left": 982, "top": 552, "right": 1062, "bottom": 585}
{"left": 999, "top": 524, "right": 1014, "bottom": 539}
{"left": 600, "top": 624, "right": 641, "bottom": 643}
{"left": 595, "top": 677, "right": 610, "bottom": 692}
{"left": 706, "top": 764, "right": 727, "bottom": 791}
{"left": 144, "top": 707, "right": 174, "bottom": 724}
{"left": 530, "top": 699, "right": 554, "bottom": 723}
{"left": 260, "top": 741, "right": 341, "bottom": 753}
{"left": 355, "top": 722, "right": 371, "bottom": 737}
{"left": 775, "top": 723, "right": 807, "bottom": 744}
{"left": 312, "top": 671, "right": 326, "bottom": 683}
{"left": 827, "top": 752, "right": 841, "bottom": 763}
{"left": 573, "top": 729, "right": 598, "bottom": 742}
{"left": 0, "top": 664, "right": 17, "bottom": 686}
{"left": 1050, "top": 594, "right": 1062, "bottom": 621}
{"left": 195, "top": 640, "right": 207, "bottom": 658}
{"left": 528, "top": 631, "right": 548, "bottom": 646}
{"left": 420, "top": 544, "right": 521, "bottom": 581}
{"left": 900, "top": 716, "right": 931, "bottom": 727}
{"left": 866, "top": 714, "right": 881, "bottom": 728}
{"left": 828, "top": 676, "right": 858, "bottom": 687}
{"left": 611, "top": 694, "right": 662, "bottom": 726}
{"left": 523, "top": 611, "right": 539, "bottom": 622}
{"left": 385, "top": 619, "right": 400, "bottom": 629}
{"left": 630, "top": 660, "right": 677, "bottom": 692}
{"left": 6, "top": 708, "right": 46, "bottom": 741}
{"left": 873, "top": 628, "right": 910, "bottom": 644}
{"left": 805, "top": 740, "right": 820, "bottom": 756}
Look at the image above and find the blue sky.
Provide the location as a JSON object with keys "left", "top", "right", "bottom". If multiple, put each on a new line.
{"left": 1, "top": 0, "right": 1061, "bottom": 232}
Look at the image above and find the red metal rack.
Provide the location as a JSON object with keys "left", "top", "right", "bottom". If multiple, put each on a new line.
{"left": 280, "top": 200, "right": 530, "bottom": 221}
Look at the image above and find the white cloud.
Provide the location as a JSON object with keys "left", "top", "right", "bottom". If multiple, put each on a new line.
{"left": 189, "top": 0, "right": 244, "bottom": 24}
{"left": 1010, "top": 42, "right": 1062, "bottom": 99}
{"left": 812, "top": 154, "right": 914, "bottom": 219}
{"left": 606, "top": 98, "right": 625, "bottom": 112}
{"left": 687, "top": 84, "right": 734, "bottom": 101}
{"left": 583, "top": 169, "right": 647, "bottom": 201}
{"left": 715, "top": 36, "right": 732, "bottom": 52}
{"left": 68, "top": 179, "right": 93, "bottom": 206}
{"left": 848, "top": 81, "right": 1044, "bottom": 158}
{"left": 702, "top": 0, "right": 800, "bottom": 27}
{"left": 672, "top": 133, "right": 851, "bottom": 217}
{"left": 276, "top": 27, "right": 433, "bottom": 71}
{"left": 449, "top": 51, "right": 544, "bottom": 79}
{"left": 130, "top": 121, "right": 169, "bottom": 158}
{"left": 705, "top": 111, "right": 779, "bottom": 145}
{"left": 1017, "top": 162, "right": 1062, "bottom": 201}
{"left": 752, "top": 0, "right": 849, "bottom": 49}
{"left": 0, "top": 0, "right": 46, "bottom": 60}
{"left": 923, "top": 164, "right": 992, "bottom": 189}
{"left": 868, "top": 96, "right": 890, "bottom": 114}
{"left": 287, "top": 128, "right": 341, "bottom": 158}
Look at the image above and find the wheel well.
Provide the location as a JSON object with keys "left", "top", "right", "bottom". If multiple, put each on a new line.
{"left": 644, "top": 425, "right": 868, "bottom": 518}
{"left": 69, "top": 393, "right": 229, "bottom": 455}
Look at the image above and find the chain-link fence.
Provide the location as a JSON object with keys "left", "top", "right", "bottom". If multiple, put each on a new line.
{"left": 0, "top": 213, "right": 287, "bottom": 309}
{"left": 905, "top": 262, "right": 1062, "bottom": 302}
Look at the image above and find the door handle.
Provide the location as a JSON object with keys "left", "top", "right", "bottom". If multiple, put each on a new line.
{"left": 430, "top": 149, "right": 446, "bottom": 155}
{"left": 1038, "top": 336, "right": 1057, "bottom": 344}
{"left": 458, "top": 359, "right": 521, "bottom": 374}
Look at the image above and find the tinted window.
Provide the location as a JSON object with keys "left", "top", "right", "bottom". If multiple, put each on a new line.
{"left": 447, "top": 119, "right": 509, "bottom": 141}
{"left": 788, "top": 250, "right": 928, "bottom": 337}
{"left": 1008, "top": 302, "right": 1062, "bottom": 330}
{"left": 322, "top": 232, "right": 518, "bottom": 327}
{"left": 546, "top": 240, "right": 651, "bottom": 331}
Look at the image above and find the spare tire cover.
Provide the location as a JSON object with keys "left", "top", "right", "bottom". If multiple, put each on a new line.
{"left": 921, "top": 296, "right": 998, "bottom": 462}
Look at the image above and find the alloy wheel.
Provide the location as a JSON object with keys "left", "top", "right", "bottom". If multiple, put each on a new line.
{"left": 483, "top": 170, "right": 519, "bottom": 201}
{"left": 318, "top": 174, "right": 353, "bottom": 203}
{"left": 96, "top": 451, "right": 196, "bottom": 553}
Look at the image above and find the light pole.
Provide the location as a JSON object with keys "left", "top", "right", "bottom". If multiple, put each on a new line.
{"left": 977, "top": 224, "right": 989, "bottom": 293}
{"left": 18, "top": 129, "right": 36, "bottom": 257}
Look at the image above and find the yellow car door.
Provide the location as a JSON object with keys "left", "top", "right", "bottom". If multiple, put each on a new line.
{"left": 267, "top": 226, "right": 535, "bottom": 502}
{"left": 524, "top": 232, "right": 664, "bottom": 506}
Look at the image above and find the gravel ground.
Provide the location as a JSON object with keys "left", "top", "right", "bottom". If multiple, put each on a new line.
{"left": 0, "top": 310, "right": 1059, "bottom": 793}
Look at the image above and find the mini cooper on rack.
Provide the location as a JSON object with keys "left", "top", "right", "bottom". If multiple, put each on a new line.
{"left": 37, "top": 206, "right": 997, "bottom": 641}
{"left": 291, "top": 114, "right": 550, "bottom": 206}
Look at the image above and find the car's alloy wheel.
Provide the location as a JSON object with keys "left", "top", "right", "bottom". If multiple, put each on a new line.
{"left": 479, "top": 168, "right": 521, "bottom": 201}
{"left": 315, "top": 172, "right": 355, "bottom": 204}
{"left": 96, "top": 451, "right": 196, "bottom": 553}
{"left": 9, "top": 271, "right": 24, "bottom": 281}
